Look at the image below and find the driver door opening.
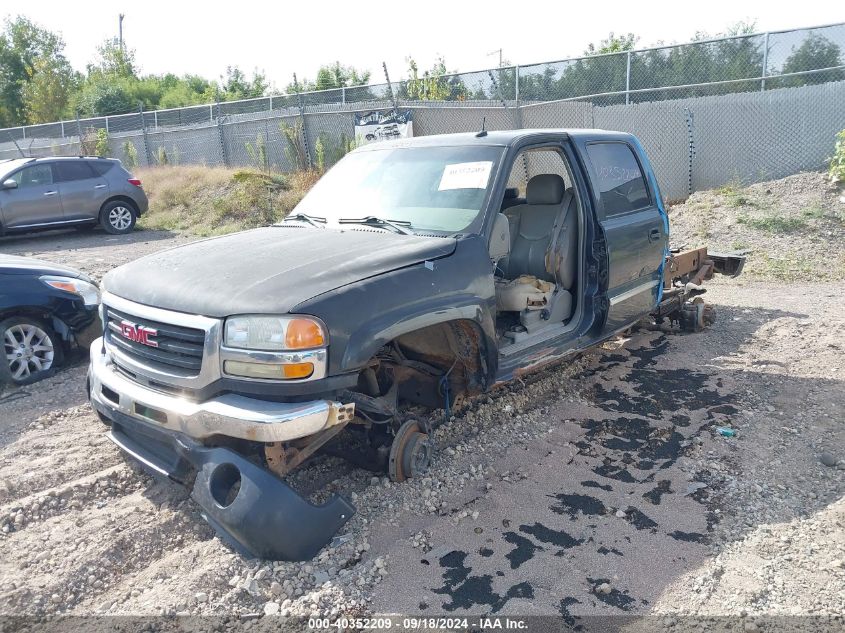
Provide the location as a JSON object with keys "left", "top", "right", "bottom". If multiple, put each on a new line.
{"left": 491, "top": 145, "right": 584, "bottom": 348}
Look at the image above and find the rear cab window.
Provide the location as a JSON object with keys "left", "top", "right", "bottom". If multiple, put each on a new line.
{"left": 585, "top": 142, "right": 651, "bottom": 216}
{"left": 54, "top": 161, "right": 97, "bottom": 182}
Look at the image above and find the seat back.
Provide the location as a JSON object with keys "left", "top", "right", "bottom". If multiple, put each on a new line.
{"left": 546, "top": 192, "right": 578, "bottom": 290}
{"left": 499, "top": 174, "right": 566, "bottom": 282}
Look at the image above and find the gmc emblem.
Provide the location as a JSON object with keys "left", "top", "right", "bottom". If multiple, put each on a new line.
{"left": 119, "top": 320, "right": 159, "bottom": 348}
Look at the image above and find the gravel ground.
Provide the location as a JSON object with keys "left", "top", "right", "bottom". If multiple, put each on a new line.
{"left": 0, "top": 201, "right": 843, "bottom": 625}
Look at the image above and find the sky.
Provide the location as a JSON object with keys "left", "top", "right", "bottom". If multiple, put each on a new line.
{"left": 5, "top": 1, "right": 843, "bottom": 89}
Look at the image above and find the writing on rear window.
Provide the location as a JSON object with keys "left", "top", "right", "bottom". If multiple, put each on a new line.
{"left": 586, "top": 143, "right": 650, "bottom": 216}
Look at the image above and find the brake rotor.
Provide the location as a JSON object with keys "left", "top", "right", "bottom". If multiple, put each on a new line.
{"left": 388, "top": 419, "right": 432, "bottom": 482}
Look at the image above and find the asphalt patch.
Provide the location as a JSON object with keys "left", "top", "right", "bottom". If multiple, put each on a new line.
{"left": 550, "top": 493, "right": 608, "bottom": 520}
{"left": 668, "top": 530, "right": 707, "bottom": 543}
{"left": 642, "top": 479, "right": 673, "bottom": 505}
{"left": 624, "top": 506, "right": 659, "bottom": 532}
{"left": 558, "top": 597, "right": 582, "bottom": 627}
{"left": 434, "top": 550, "right": 535, "bottom": 612}
{"left": 581, "top": 480, "right": 612, "bottom": 491}
{"left": 587, "top": 578, "right": 637, "bottom": 611}
{"left": 519, "top": 522, "right": 583, "bottom": 550}
{"left": 502, "top": 531, "right": 543, "bottom": 569}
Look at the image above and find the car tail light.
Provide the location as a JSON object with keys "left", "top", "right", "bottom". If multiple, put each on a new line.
{"left": 128, "top": 178, "right": 142, "bottom": 187}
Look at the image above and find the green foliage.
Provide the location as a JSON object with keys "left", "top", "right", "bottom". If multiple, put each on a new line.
{"left": 89, "top": 40, "right": 136, "bottom": 78}
{"left": 122, "top": 141, "right": 138, "bottom": 169}
{"left": 156, "top": 146, "right": 169, "bottom": 165}
{"left": 245, "top": 134, "right": 269, "bottom": 171}
{"left": 94, "top": 128, "right": 110, "bottom": 156}
{"left": 401, "top": 56, "right": 468, "bottom": 101}
{"left": 218, "top": 66, "right": 268, "bottom": 100}
{"left": 0, "top": 16, "right": 78, "bottom": 126}
{"left": 280, "top": 121, "right": 308, "bottom": 170}
{"left": 737, "top": 214, "right": 806, "bottom": 232}
{"left": 830, "top": 130, "right": 845, "bottom": 185}
{"left": 314, "top": 136, "right": 325, "bottom": 172}
{"left": 286, "top": 62, "right": 370, "bottom": 93}
{"left": 780, "top": 34, "right": 844, "bottom": 86}
{"left": 584, "top": 32, "right": 639, "bottom": 55}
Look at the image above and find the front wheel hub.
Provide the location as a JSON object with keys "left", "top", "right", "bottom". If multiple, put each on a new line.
{"left": 388, "top": 419, "right": 432, "bottom": 482}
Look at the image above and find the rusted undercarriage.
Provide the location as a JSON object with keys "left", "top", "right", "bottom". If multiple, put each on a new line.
{"left": 653, "top": 247, "right": 745, "bottom": 331}
{"left": 264, "top": 320, "right": 487, "bottom": 481}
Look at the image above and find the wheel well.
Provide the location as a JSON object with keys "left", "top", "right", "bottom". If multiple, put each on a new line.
{"left": 352, "top": 320, "right": 489, "bottom": 417}
{"left": 100, "top": 196, "right": 139, "bottom": 217}
{"left": 0, "top": 309, "right": 70, "bottom": 341}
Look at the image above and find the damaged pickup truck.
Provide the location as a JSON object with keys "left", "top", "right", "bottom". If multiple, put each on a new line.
{"left": 87, "top": 129, "right": 743, "bottom": 561}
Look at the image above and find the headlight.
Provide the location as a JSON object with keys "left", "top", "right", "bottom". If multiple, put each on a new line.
{"left": 40, "top": 275, "right": 100, "bottom": 306}
{"left": 224, "top": 315, "right": 326, "bottom": 351}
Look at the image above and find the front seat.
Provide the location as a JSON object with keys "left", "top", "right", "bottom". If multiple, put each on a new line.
{"left": 499, "top": 174, "right": 565, "bottom": 282}
{"left": 496, "top": 174, "right": 577, "bottom": 325}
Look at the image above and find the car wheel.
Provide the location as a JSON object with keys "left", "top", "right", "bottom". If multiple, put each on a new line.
{"left": 100, "top": 201, "right": 137, "bottom": 235}
{"left": 1, "top": 317, "right": 64, "bottom": 385}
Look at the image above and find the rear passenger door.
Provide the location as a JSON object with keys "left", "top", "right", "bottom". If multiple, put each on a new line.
{"left": 583, "top": 141, "right": 667, "bottom": 332}
{"left": 54, "top": 160, "right": 109, "bottom": 222}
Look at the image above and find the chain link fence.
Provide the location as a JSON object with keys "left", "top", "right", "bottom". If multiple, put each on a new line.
{"left": 1, "top": 22, "right": 843, "bottom": 201}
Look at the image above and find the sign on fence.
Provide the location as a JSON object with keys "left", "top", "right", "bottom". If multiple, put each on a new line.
{"left": 354, "top": 110, "right": 413, "bottom": 145}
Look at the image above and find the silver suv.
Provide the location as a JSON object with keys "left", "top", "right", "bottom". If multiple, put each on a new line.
{"left": 0, "top": 156, "right": 149, "bottom": 236}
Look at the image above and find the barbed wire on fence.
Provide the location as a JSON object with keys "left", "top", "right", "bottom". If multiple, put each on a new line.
{"left": 1, "top": 22, "right": 844, "bottom": 202}
{"left": 1, "top": 21, "right": 842, "bottom": 142}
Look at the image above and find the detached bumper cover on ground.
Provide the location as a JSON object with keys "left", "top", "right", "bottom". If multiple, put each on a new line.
{"left": 88, "top": 340, "right": 355, "bottom": 561}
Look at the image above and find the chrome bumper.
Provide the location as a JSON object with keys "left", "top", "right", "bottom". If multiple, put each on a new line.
{"left": 88, "top": 338, "right": 354, "bottom": 443}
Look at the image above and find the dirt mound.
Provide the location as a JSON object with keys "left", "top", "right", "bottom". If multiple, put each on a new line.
{"left": 669, "top": 172, "right": 845, "bottom": 281}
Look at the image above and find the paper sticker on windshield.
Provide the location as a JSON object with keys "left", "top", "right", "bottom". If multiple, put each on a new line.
{"left": 438, "top": 161, "right": 493, "bottom": 191}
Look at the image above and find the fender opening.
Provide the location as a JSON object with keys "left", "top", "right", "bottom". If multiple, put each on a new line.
{"left": 328, "top": 320, "right": 488, "bottom": 481}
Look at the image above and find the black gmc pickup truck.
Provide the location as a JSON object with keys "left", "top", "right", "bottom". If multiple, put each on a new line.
{"left": 87, "top": 129, "right": 743, "bottom": 560}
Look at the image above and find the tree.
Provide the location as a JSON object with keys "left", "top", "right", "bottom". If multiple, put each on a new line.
{"left": 584, "top": 32, "right": 639, "bottom": 56}
{"left": 0, "top": 16, "right": 77, "bottom": 125}
{"left": 400, "top": 56, "right": 468, "bottom": 101}
{"left": 218, "top": 66, "right": 267, "bottom": 100}
{"left": 779, "top": 34, "right": 844, "bottom": 86}
{"left": 22, "top": 55, "right": 78, "bottom": 123}
{"left": 315, "top": 62, "right": 370, "bottom": 90}
{"left": 89, "top": 39, "right": 136, "bottom": 78}
{"left": 0, "top": 35, "right": 26, "bottom": 126}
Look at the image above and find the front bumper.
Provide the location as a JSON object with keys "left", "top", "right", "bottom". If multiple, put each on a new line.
{"left": 88, "top": 338, "right": 354, "bottom": 443}
{"left": 94, "top": 403, "right": 354, "bottom": 560}
{"left": 88, "top": 338, "right": 356, "bottom": 560}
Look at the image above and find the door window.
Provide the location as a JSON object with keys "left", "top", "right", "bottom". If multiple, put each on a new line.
{"left": 10, "top": 164, "right": 54, "bottom": 188}
{"left": 55, "top": 161, "right": 97, "bottom": 182}
{"left": 586, "top": 143, "right": 650, "bottom": 216}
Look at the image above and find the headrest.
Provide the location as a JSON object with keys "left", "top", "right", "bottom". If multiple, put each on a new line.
{"left": 504, "top": 187, "right": 519, "bottom": 200}
{"left": 526, "top": 174, "right": 565, "bottom": 205}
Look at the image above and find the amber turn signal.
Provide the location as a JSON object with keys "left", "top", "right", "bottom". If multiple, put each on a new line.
{"left": 223, "top": 361, "right": 314, "bottom": 380}
{"left": 285, "top": 318, "right": 325, "bottom": 349}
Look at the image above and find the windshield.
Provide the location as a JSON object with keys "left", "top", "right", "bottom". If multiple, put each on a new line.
{"left": 292, "top": 145, "right": 504, "bottom": 233}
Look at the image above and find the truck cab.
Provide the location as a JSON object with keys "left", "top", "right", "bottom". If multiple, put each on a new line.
{"left": 87, "top": 129, "right": 741, "bottom": 561}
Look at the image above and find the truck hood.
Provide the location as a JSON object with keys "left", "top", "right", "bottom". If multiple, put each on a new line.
{"left": 104, "top": 226, "right": 457, "bottom": 317}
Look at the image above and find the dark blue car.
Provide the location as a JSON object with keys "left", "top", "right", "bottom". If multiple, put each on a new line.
{"left": 0, "top": 255, "right": 101, "bottom": 386}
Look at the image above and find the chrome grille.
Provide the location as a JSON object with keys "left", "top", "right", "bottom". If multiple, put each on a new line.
{"left": 105, "top": 305, "right": 205, "bottom": 374}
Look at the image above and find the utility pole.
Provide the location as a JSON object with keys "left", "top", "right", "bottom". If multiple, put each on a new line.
{"left": 487, "top": 48, "right": 503, "bottom": 67}
{"left": 118, "top": 14, "right": 125, "bottom": 50}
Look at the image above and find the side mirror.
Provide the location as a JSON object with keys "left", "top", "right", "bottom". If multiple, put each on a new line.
{"left": 488, "top": 213, "right": 511, "bottom": 263}
{"left": 2, "top": 179, "right": 17, "bottom": 190}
